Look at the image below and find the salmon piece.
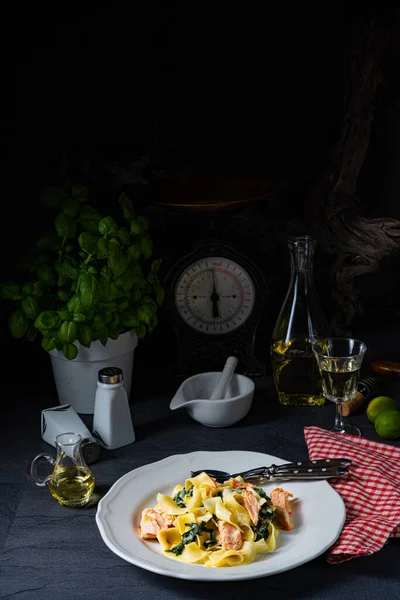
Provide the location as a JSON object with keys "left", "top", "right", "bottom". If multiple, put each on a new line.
{"left": 138, "top": 508, "right": 174, "bottom": 540}
{"left": 243, "top": 490, "right": 260, "bottom": 525}
{"left": 210, "top": 477, "right": 222, "bottom": 488}
{"left": 229, "top": 478, "right": 255, "bottom": 489}
{"left": 217, "top": 520, "right": 243, "bottom": 551}
{"left": 271, "top": 487, "right": 294, "bottom": 531}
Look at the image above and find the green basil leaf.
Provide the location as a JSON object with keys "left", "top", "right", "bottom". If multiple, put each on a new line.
{"left": 150, "top": 259, "right": 162, "bottom": 276}
{"left": 41, "top": 337, "right": 57, "bottom": 352}
{"left": 140, "top": 235, "right": 153, "bottom": 259}
{"left": 108, "top": 327, "right": 120, "bottom": 340}
{"left": 78, "top": 325, "right": 92, "bottom": 348}
{"left": 127, "top": 244, "right": 141, "bottom": 262}
{"left": 57, "top": 274, "right": 67, "bottom": 288}
{"left": 115, "top": 273, "right": 134, "bottom": 292}
{"left": 97, "top": 327, "right": 109, "bottom": 346}
{"left": 98, "top": 216, "right": 117, "bottom": 236}
{"left": 26, "top": 326, "right": 38, "bottom": 342}
{"left": 136, "top": 323, "right": 146, "bottom": 338}
{"left": 63, "top": 343, "right": 78, "bottom": 360}
{"left": 87, "top": 266, "right": 98, "bottom": 274}
{"left": 55, "top": 213, "right": 77, "bottom": 238}
{"left": 58, "top": 290, "right": 70, "bottom": 302}
{"left": 79, "top": 273, "right": 99, "bottom": 309}
{"left": 121, "top": 310, "right": 139, "bottom": 328}
{"left": 108, "top": 251, "right": 128, "bottom": 277}
{"left": 153, "top": 281, "right": 164, "bottom": 306}
{"left": 109, "top": 236, "right": 121, "bottom": 248}
{"left": 103, "top": 312, "right": 114, "bottom": 325}
{"left": 137, "top": 216, "right": 149, "bottom": 231}
{"left": 137, "top": 306, "right": 153, "bottom": 325}
{"left": 67, "top": 294, "right": 83, "bottom": 313}
{"left": 9, "top": 310, "right": 29, "bottom": 338}
{"left": 40, "top": 187, "right": 68, "bottom": 208}
{"left": 62, "top": 258, "right": 79, "bottom": 279}
{"left": 42, "top": 328, "right": 59, "bottom": 338}
{"left": 117, "top": 227, "right": 130, "bottom": 246}
{"left": 0, "top": 282, "right": 23, "bottom": 300}
{"left": 100, "top": 265, "right": 112, "bottom": 281}
{"left": 37, "top": 265, "right": 56, "bottom": 286}
{"left": 130, "top": 219, "right": 143, "bottom": 236}
{"left": 117, "top": 299, "right": 128, "bottom": 310}
{"left": 22, "top": 283, "right": 34, "bottom": 296}
{"left": 109, "top": 283, "right": 120, "bottom": 301}
{"left": 58, "top": 320, "right": 78, "bottom": 344}
{"left": 119, "top": 192, "right": 135, "bottom": 222}
{"left": 58, "top": 309, "right": 71, "bottom": 321}
{"left": 79, "top": 205, "right": 101, "bottom": 233}
{"left": 32, "top": 281, "right": 45, "bottom": 298}
{"left": 97, "top": 238, "right": 110, "bottom": 259}
{"left": 72, "top": 185, "right": 88, "bottom": 200}
{"left": 62, "top": 198, "right": 80, "bottom": 218}
{"left": 73, "top": 312, "right": 86, "bottom": 323}
{"left": 98, "top": 279, "right": 111, "bottom": 301}
{"left": 35, "top": 311, "right": 59, "bottom": 330}
{"left": 21, "top": 296, "right": 40, "bottom": 319}
{"left": 92, "top": 315, "right": 105, "bottom": 331}
{"left": 78, "top": 232, "right": 98, "bottom": 255}
{"left": 132, "top": 288, "right": 143, "bottom": 303}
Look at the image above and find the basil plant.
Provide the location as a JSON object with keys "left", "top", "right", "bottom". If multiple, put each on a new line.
{"left": 1, "top": 186, "right": 163, "bottom": 359}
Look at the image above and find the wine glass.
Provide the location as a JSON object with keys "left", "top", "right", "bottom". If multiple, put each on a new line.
{"left": 311, "top": 338, "right": 367, "bottom": 436}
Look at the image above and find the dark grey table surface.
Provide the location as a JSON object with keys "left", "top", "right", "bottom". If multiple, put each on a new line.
{"left": 1, "top": 329, "right": 399, "bottom": 600}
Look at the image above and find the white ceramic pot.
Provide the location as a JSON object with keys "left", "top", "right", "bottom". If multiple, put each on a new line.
{"left": 48, "top": 330, "right": 138, "bottom": 414}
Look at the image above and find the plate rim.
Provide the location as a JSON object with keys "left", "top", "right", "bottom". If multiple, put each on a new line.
{"left": 96, "top": 450, "right": 346, "bottom": 581}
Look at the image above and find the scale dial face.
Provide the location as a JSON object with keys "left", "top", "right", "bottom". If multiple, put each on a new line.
{"left": 174, "top": 256, "right": 256, "bottom": 334}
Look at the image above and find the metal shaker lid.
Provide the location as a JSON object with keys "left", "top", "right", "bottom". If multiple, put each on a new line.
{"left": 81, "top": 438, "right": 101, "bottom": 464}
{"left": 98, "top": 367, "right": 123, "bottom": 384}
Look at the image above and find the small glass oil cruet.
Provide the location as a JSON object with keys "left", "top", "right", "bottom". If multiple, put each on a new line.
{"left": 30, "top": 433, "right": 96, "bottom": 507}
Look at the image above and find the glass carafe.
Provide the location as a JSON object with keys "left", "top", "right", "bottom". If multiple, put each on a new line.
{"left": 270, "top": 236, "right": 330, "bottom": 406}
{"left": 30, "top": 432, "right": 95, "bottom": 507}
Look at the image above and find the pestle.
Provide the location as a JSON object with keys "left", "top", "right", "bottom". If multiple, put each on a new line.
{"left": 209, "top": 356, "right": 239, "bottom": 401}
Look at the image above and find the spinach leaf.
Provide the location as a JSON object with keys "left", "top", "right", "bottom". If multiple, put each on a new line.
{"left": 167, "top": 521, "right": 214, "bottom": 556}
{"left": 204, "top": 529, "right": 217, "bottom": 549}
{"left": 259, "top": 504, "right": 275, "bottom": 522}
{"left": 252, "top": 522, "right": 270, "bottom": 542}
{"left": 173, "top": 485, "right": 194, "bottom": 508}
{"left": 254, "top": 487, "right": 271, "bottom": 501}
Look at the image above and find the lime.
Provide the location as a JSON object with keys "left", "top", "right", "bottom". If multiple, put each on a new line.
{"left": 375, "top": 409, "right": 400, "bottom": 440}
{"left": 366, "top": 396, "right": 398, "bottom": 423}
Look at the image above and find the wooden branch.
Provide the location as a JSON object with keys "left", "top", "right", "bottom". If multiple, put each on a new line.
{"left": 307, "top": 17, "right": 400, "bottom": 332}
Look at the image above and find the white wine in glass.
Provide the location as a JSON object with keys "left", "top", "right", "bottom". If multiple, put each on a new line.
{"left": 312, "top": 338, "right": 367, "bottom": 436}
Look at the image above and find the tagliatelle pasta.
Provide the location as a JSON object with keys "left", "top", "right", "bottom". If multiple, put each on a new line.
{"left": 137, "top": 472, "right": 294, "bottom": 568}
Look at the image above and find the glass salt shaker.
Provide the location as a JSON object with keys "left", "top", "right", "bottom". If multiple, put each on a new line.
{"left": 92, "top": 367, "right": 136, "bottom": 450}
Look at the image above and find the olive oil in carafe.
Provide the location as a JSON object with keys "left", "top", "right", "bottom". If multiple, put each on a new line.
{"left": 271, "top": 340, "right": 325, "bottom": 406}
{"left": 48, "top": 466, "right": 95, "bottom": 507}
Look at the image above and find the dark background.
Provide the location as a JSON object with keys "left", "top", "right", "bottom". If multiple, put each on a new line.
{"left": 1, "top": 5, "right": 399, "bottom": 396}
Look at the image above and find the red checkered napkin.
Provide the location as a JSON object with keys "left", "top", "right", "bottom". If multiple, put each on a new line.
{"left": 304, "top": 426, "right": 400, "bottom": 564}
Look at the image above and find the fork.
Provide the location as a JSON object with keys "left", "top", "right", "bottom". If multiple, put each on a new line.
{"left": 190, "top": 458, "right": 352, "bottom": 482}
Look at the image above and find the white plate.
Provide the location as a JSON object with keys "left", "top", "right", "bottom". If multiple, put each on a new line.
{"left": 96, "top": 450, "right": 345, "bottom": 581}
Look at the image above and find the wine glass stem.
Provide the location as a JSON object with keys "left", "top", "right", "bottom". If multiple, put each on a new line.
{"left": 334, "top": 401, "right": 344, "bottom": 432}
